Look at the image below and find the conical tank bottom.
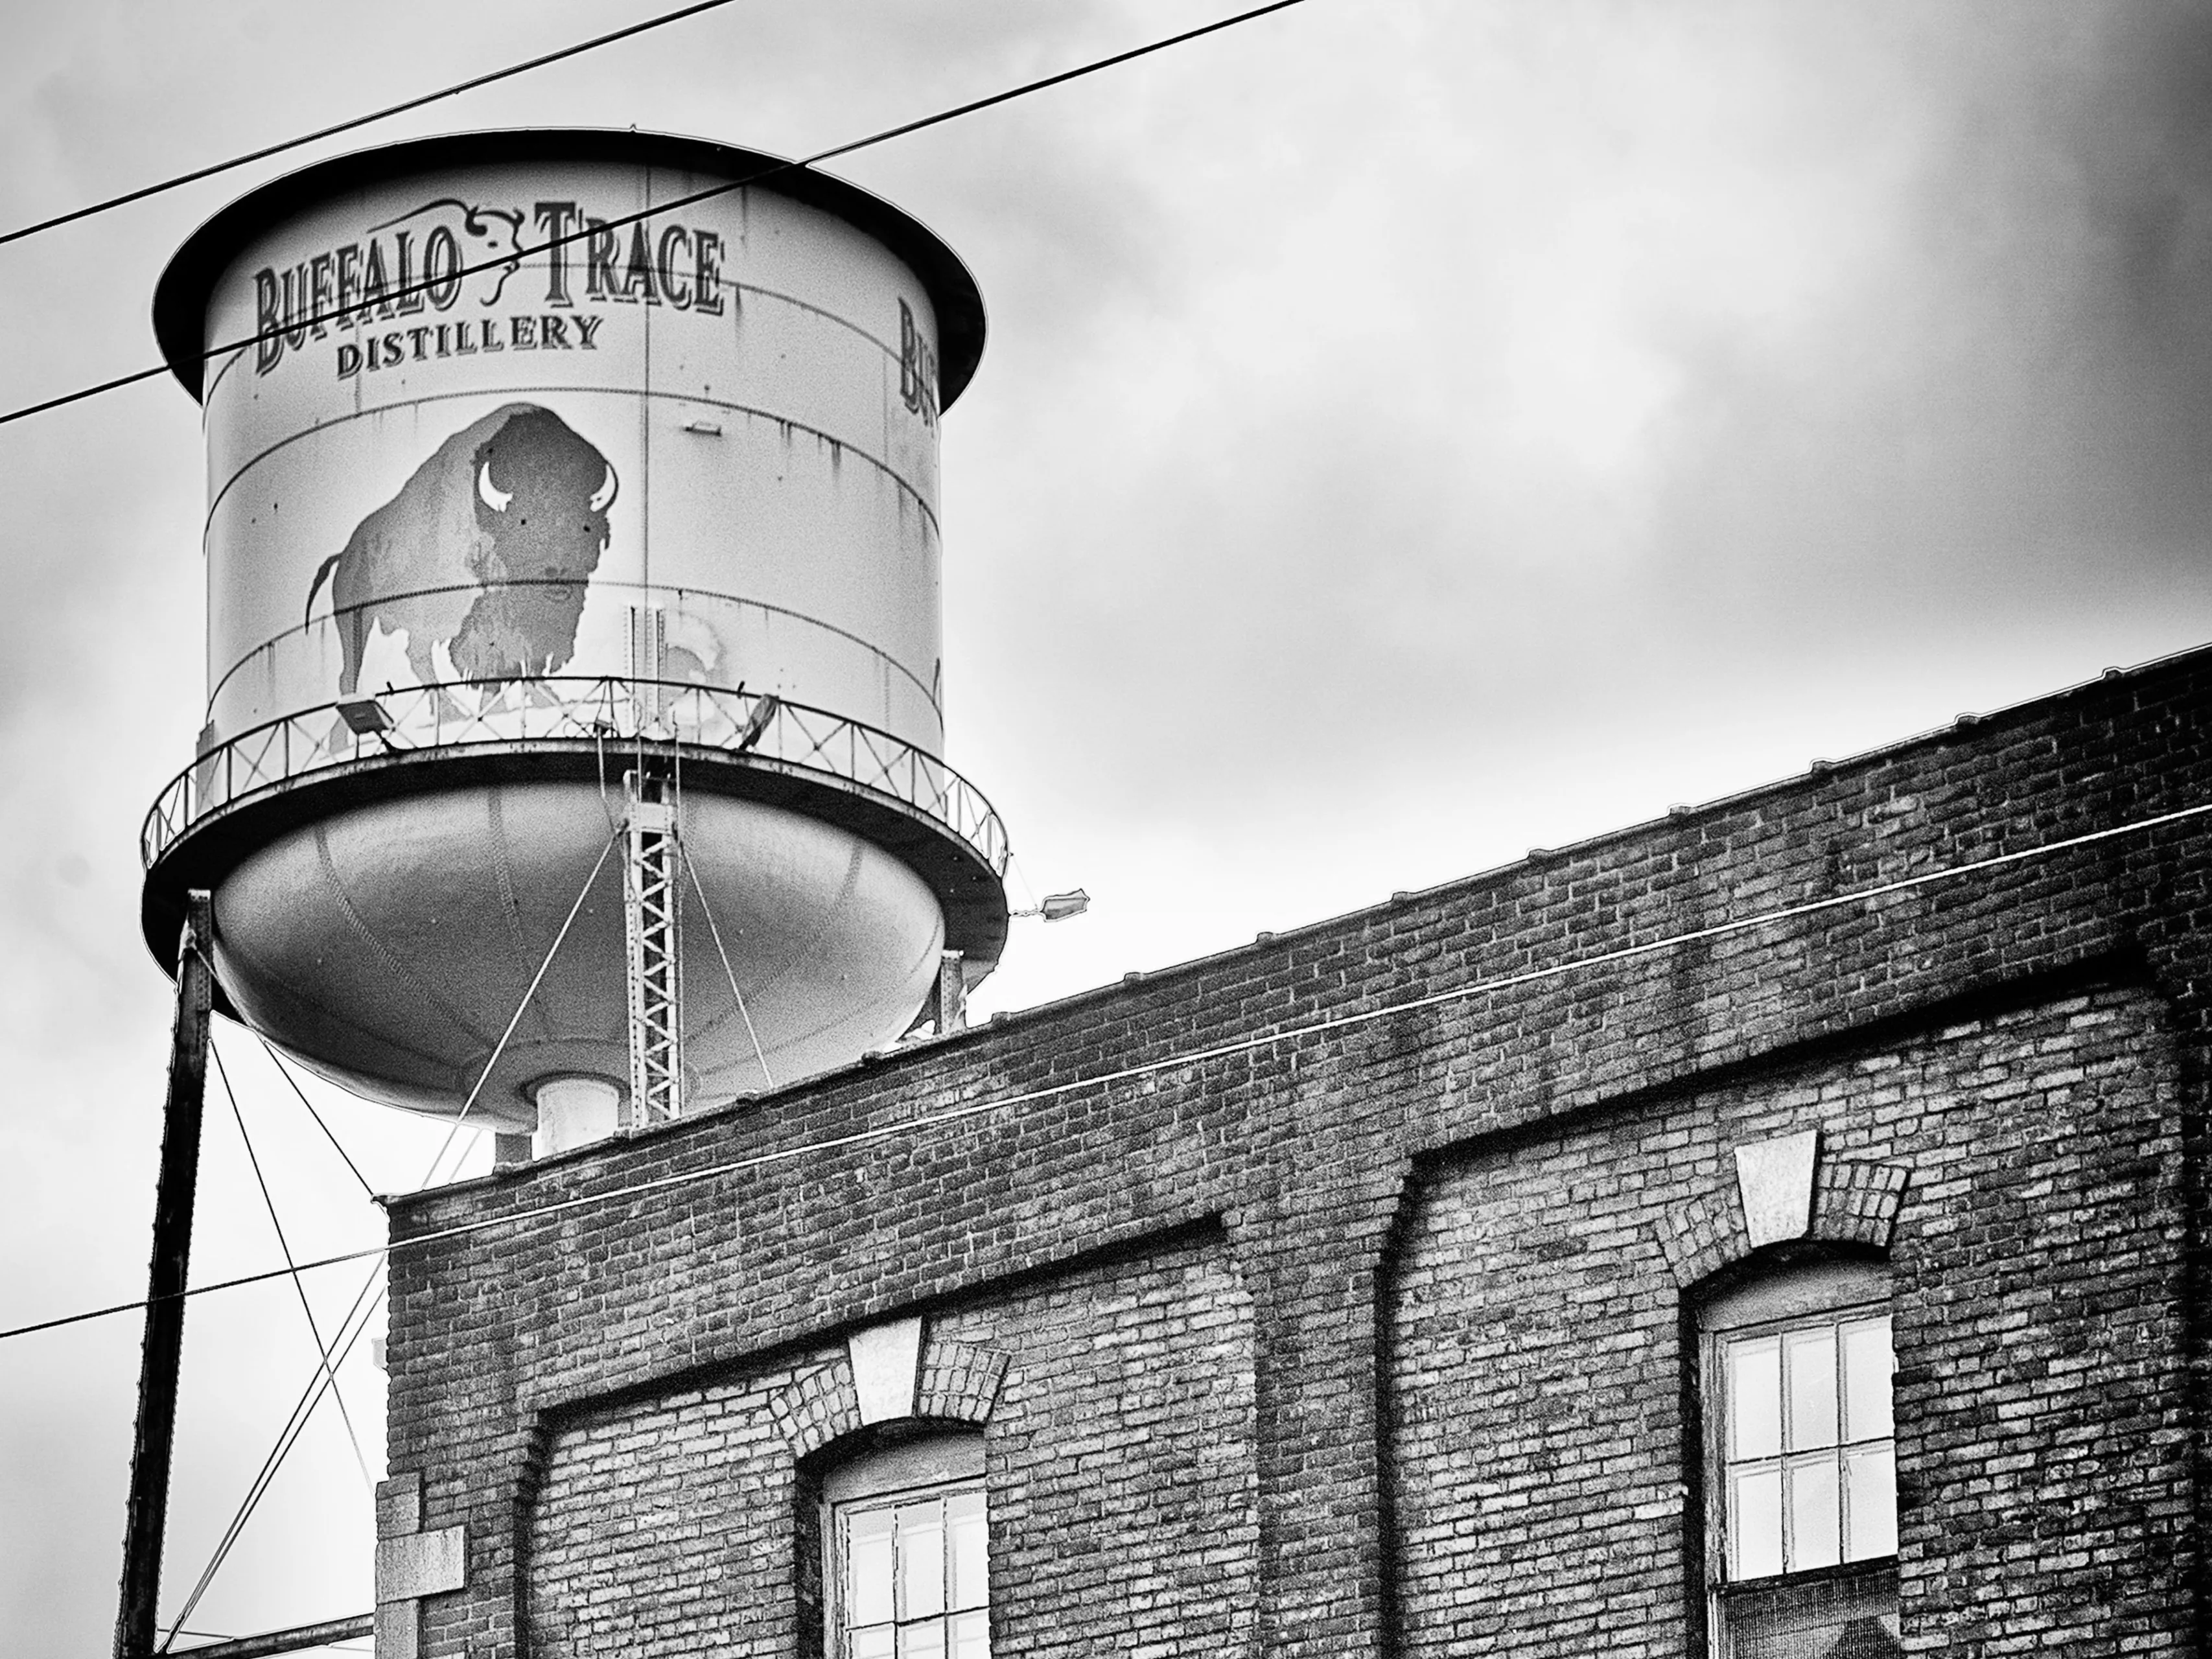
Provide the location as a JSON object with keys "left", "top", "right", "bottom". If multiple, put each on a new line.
{"left": 209, "top": 780, "right": 946, "bottom": 1128}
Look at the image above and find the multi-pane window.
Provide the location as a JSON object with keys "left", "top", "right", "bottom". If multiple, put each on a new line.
{"left": 1720, "top": 1312, "right": 1896, "bottom": 1579}
{"left": 818, "top": 1432, "right": 990, "bottom": 1659}
{"left": 835, "top": 1485, "right": 989, "bottom": 1659}
{"left": 1701, "top": 1260, "right": 1899, "bottom": 1659}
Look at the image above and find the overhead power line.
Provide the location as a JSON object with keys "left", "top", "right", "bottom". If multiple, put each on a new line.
{"left": 0, "top": 0, "right": 1314, "bottom": 432}
{"left": 2, "top": 792, "right": 2204, "bottom": 1350}
{"left": 0, "top": 0, "right": 751, "bottom": 250}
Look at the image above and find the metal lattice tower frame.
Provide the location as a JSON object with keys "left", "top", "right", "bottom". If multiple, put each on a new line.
{"left": 623, "top": 768, "right": 684, "bottom": 1126}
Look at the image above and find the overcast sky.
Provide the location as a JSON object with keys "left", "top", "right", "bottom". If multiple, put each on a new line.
{"left": 4, "top": 0, "right": 2211, "bottom": 1649}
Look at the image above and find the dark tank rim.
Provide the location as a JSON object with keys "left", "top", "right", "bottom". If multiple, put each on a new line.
{"left": 153, "top": 126, "right": 988, "bottom": 407}
{"left": 139, "top": 741, "right": 1010, "bottom": 1004}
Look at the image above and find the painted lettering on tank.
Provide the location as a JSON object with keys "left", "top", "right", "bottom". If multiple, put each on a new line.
{"left": 256, "top": 199, "right": 712, "bottom": 377}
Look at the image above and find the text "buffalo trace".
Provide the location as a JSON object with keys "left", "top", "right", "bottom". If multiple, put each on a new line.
{"left": 254, "top": 198, "right": 727, "bottom": 377}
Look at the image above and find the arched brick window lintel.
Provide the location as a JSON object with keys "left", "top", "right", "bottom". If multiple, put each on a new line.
{"left": 769, "top": 1330, "right": 1011, "bottom": 1461}
{"left": 1656, "top": 1131, "right": 1910, "bottom": 1291}
{"left": 769, "top": 1357, "right": 865, "bottom": 1463}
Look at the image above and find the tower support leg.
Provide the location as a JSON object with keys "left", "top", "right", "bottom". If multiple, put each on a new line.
{"left": 114, "top": 890, "right": 215, "bottom": 1659}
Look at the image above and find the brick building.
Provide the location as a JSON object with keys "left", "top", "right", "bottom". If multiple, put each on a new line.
{"left": 378, "top": 644, "right": 2212, "bottom": 1658}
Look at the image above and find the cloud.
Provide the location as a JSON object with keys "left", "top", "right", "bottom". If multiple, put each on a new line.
{"left": 6, "top": 1, "right": 2212, "bottom": 1646}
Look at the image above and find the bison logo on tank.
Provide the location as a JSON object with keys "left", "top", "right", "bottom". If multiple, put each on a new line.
{"left": 305, "top": 404, "right": 616, "bottom": 697}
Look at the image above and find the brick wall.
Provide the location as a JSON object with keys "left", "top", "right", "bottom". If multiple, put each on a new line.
{"left": 530, "top": 1358, "right": 813, "bottom": 1657}
{"left": 522, "top": 1235, "right": 1256, "bottom": 1659}
{"left": 384, "top": 647, "right": 2212, "bottom": 1658}
{"left": 1387, "top": 986, "right": 2191, "bottom": 1656}
{"left": 931, "top": 1237, "right": 1259, "bottom": 1656}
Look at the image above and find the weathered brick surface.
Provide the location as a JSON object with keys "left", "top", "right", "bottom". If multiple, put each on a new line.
{"left": 1896, "top": 997, "right": 2193, "bottom": 1654}
{"left": 914, "top": 1338, "right": 1008, "bottom": 1424}
{"left": 384, "top": 649, "right": 2212, "bottom": 1657}
{"left": 1387, "top": 988, "right": 2189, "bottom": 1656}
{"left": 931, "top": 1237, "right": 1259, "bottom": 1656}
{"left": 530, "top": 1363, "right": 809, "bottom": 1658}
{"left": 1811, "top": 1157, "right": 1911, "bottom": 1248}
{"left": 524, "top": 1236, "right": 1255, "bottom": 1658}
{"left": 766, "top": 1360, "right": 860, "bottom": 1462}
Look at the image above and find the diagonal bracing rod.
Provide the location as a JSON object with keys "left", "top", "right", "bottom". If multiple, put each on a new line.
{"left": 115, "top": 890, "right": 216, "bottom": 1659}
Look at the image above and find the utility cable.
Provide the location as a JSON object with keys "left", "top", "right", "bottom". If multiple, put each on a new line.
{"left": 7, "top": 789, "right": 2207, "bottom": 1347}
{"left": 209, "top": 1036, "right": 375, "bottom": 1495}
{"left": 158, "top": 1265, "right": 387, "bottom": 1653}
{"left": 0, "top": 0, "right": 751, "bottom": 249}
{"left": 678, "top": 838, "right": 776, "bottom": 1090}
{"left": 258, "top": 1038, "right": 377, "bottom": 1200}
{"left": 0, "top": 0, "right": 1314, "bottom": 430}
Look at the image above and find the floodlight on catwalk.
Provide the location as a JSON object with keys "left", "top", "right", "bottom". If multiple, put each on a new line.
{"left": 139, "top": 129, "right": 1011, "bottom": 1156}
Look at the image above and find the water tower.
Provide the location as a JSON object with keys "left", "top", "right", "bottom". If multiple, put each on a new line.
{"left": 139, "top": 129, "right": 1010, "bottom": 1151}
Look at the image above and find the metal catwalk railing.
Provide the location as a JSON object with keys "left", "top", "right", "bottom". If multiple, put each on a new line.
{"left": 141, "top": 677, "right": 1010, "bottom": 876}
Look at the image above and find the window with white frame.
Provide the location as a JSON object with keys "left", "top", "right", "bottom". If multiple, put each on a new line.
{"left": 1701, "top": 1259, "right": 1900, "bottom": 1659}
{"left": 820, "top": 1432, "right": 990, "bottom": 1659}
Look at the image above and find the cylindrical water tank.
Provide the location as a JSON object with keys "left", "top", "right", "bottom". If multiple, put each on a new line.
{"left": 140, "top": 130, "right": 1008, "bottom": 1130}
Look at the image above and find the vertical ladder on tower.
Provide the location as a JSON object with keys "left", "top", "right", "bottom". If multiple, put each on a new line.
{"left": 623, "top": 767, "right": 684, "bottom": 1127}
